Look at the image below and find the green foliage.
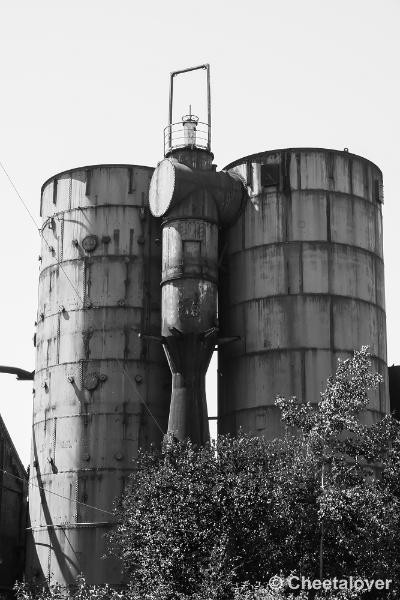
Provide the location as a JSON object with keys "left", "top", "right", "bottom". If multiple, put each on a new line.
{"left": 14, "top": 575, "right": 126, "bottom": 600}
{"left": 14, "top": 577, "right": 364, "bottom": 600}
{"left": 105, "top": 347, "right": 400, "bottom": 598}
{"left": 18, "top": 348, "right": 400, "bottom": 599}
{"left": 233, "top": 581, "right": 361, "bottom": 600}
{"left": 277, "top": 347, "right": 400, "bottom": 586}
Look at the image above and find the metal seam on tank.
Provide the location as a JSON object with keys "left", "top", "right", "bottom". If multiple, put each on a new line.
{"left": 328, "top": 248, "right": 334, "bottom": 354}
{"left": 30, "top": 523, "right": 115, "bottom": 531}
{"left": 34, "top": 358, "right": 164, "bottom": 374}
{"left": 40, "top": 205, "right": 151, "bottom": 220}
{"left": 47, "top": 546, "right": 51, "bottom": 584}
{"left": 223, "top": 148, "right": 383, "bottom": 174}
{"left": 374, "top": 201, "right": 380, "bottom": 257}
{"left": 227, "top": 189, "right": 383, "bottom": 207}
{"left": 82, "top": 258, "right": 87, "bottom": 308}
{"left": 41, "top": 164, "right": 154, "bottom": 192}
{"left": 35, "top": 306, "right": 154, "bottom": 318}
{"left": 68, "top": 174, "right": 72, "bottom": 210}
{"left": 221, "top": 406, "right": 387, "bottom": 417}
{"left": 33, "top": 412, "right": 142, "bottom": 424}
{"left": 56, "top": 313, "right": 61, "bottom": 364}
{"left": 223, "top": 241, "right": 385, "bottom": 263}
{"left": 75, "top": 478, "right": 79, "bottom": 522}
{"left": 52, "top": 418, "right": 57, "bottom": 463}
{"left": 139, "top": 191, "right": 146, "bottom": 371}
{"left": 59, "top": 216, "right": 64, "bottom": 262}
{"left": 39, "top": 262, "right": 144, "bottom": 279}
{"left": 29, "top": 467, "right": 141, "bottom": 475}
{"left": 220, "top": 350, "right": 388, "bottom": 365}
{"left": 142, "top": 190, "right": 154, "bottom": 441}
{"left": 220, "top": 294, "right": 386, "bottom": 313}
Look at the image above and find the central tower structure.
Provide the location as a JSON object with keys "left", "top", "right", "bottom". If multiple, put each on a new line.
{"left": 149, "top": 65, "right": 246, "bottom": 444}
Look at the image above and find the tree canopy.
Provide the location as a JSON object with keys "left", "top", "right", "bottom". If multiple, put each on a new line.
{"left": 14, "top": 348, "right": 400, "bottom": 599}
{"left": 104, "top": 348, "right": 400, "bottom": 600}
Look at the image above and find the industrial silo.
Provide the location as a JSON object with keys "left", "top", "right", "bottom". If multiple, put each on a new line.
{"left": 26, "top": 165, "right": 171, "bottom": 585}
{"left": 218, "top": 148, "right": 388, "bottom": 438}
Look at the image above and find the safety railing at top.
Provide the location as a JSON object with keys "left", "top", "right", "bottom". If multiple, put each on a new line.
{"left": 164, "top": 121, "right": 211, "bottom": 156}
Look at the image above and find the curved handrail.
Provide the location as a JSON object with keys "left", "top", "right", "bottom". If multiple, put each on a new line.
{"left": 164, "top": 121, "right": 211, "bottom": 155}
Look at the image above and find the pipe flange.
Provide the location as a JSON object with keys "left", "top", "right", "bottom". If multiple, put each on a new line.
{"left": 82, "top": 235, "right": 98, "bottom": 252}
{"left": 83, "top": 373, "right": 99, "bottom": 391}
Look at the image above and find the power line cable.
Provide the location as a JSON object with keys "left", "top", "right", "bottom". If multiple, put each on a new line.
{"left": 120, "top": 363, "right": 165, "bottom": 435}
{"left": 0, "top": 161, "right": 41, "bottom": 230}
{"left": 0, "top": 160, "right": 165, "bottom": 434}
{"left": 0, "top": 160, "right": 84, "bottom": 302}
{"left": 2, "top": 469, "right": 114, "bottom": 516}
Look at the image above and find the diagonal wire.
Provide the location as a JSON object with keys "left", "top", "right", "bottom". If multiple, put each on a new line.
{"left": 119, "top": 363, "right": 165, "bottom": 435}
{"left": 0, "top": 160, "right": 41, "bottom": 229}
{"left": 0, "top": 160, "right": 84, "bottom": 303}
{"left": 2, "top": 469, "right": 114, "bottom": 516}
{"left": 43, "top": 242, "right": 84, "bottom": 304}
{"left": 0, "top": 159, "right": 165, "bottom": 434}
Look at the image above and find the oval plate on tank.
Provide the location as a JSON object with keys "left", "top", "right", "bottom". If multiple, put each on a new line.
{"left": 149, "top": 159, "right": 175, "bottom": 217}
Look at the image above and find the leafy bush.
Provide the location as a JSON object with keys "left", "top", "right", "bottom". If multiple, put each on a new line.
{"left": 105, "top": 349, "right": 400, "bottom": 598}
{"left": 18, "top": 349, "right": 400, "bottom": 599}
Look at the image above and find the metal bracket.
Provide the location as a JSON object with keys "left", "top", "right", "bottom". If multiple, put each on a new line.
{"left": 138, "top": 333, "right": 166, "bottom": 344}
{"left": 215, "top": 336, "right": 241, "bottom": 347}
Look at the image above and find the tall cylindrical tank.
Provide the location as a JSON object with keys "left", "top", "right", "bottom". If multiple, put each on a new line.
{"left": 26, "top": 165, "right": 171, "bottom": 586}
{"left": 218, "top": 148, "right": 388, "bottom": 438}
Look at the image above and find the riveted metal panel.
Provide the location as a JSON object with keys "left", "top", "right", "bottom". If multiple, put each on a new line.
{"left": 28, "top": 166, "right": 170, "bottom": 587}
{"left": 219, "top": 149, "right": 388, "bottom": 440}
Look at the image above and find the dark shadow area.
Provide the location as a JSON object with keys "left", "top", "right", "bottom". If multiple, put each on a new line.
{"left": 389, "top": 365, "right": 400, "bottom": 420}
{"left": 26, "top": 427, "right": 78, "bottom": 585}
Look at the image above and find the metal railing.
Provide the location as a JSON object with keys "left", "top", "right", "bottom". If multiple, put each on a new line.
{"left": 164, "top": 121, "right": 211, "bottom": 156}
{"left": 166, "top": 64, "right": 211, "bottom": 156}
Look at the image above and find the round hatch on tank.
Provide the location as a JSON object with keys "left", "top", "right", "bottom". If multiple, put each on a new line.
{"left": 149, "top": 158, "right": 176, "bottom": 217}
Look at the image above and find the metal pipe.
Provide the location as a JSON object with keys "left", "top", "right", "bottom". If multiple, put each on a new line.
{"left": 168, "top": 73, "right": 174, "bottom": 150}
{"left": 207, "top": 65, "right": 211, "bottom": 150}
{"left": 0, "top": 366, "right": 34, "bottom": 380}
{"left": 170, "top": 64, "right": 208, "bottom": 77}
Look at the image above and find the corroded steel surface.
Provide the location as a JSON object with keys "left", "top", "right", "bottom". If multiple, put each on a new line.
{"left": 26, "top": 165, "right": 170, "bottom": 586}
{"left": 0, "top": 415, "right": 27, "bottom": 592}
{"left": 218, "top": 149, "right": 388, "bottom": 439}
{"left": 149, "top": 149, "right": 246, "bottom": 443}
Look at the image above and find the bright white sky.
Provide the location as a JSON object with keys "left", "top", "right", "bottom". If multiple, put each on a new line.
{"left": 0, "top": 0, "right": 399, "bottom": 467}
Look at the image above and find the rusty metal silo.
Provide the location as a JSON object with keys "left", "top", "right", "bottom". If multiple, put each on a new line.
{"left": 218, "top": 148, "right": 388, "bottom": 438}
{"left": 26, "top": 165, "right": 170, "bottom": 586}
